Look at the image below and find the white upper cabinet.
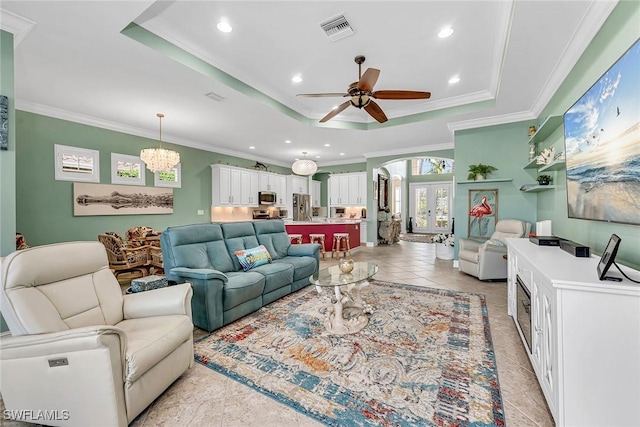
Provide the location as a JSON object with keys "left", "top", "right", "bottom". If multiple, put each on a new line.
{"left": 211, "top": 165, "right": 258, "bottom": 207}
{"left": 311, "top": 180, "right": 321, "bottom": 207}
{"left": 329, "top": 172, "right": 366, "bottom": 206}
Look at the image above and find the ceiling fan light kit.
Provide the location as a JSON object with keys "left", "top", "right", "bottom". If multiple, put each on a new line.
{"left": 140, "top": 113, "right": 181, "bottom": 173}
{"left": 297, "top": 55, "right": 431, "bottom": 124}
{"left": 291, "top": 152, "right": 318, "bottom": 176}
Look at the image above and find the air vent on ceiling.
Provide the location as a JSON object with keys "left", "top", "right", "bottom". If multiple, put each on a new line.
{"left": 204, "top": 92, "right": 225, "bottom": 102}
{"left": 319, "top": 13, "right": 354, "bottom": 42}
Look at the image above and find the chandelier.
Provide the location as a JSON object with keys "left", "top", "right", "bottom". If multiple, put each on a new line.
{"left": 140, "top": 113, "right": 180, "bottom": 173}
{"left": 291, "top": 152, "right": 318, "bottom": 176}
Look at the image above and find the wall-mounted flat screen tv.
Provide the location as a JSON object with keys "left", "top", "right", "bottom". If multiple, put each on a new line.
{"left": 563, "top": 38, "right": 640, "bottom": 225}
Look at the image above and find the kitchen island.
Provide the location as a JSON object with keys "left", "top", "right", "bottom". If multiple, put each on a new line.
{"left": 284, "top": 220, "right": 362, "bottom": 253}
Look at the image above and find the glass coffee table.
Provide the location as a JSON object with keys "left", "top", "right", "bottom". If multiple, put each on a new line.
{"left": 310, "top": 261, "right": 378, "bottom": 335}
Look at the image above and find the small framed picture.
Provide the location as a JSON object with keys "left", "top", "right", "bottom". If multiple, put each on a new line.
{"left": 54, "top": 144, "right": 100, "bottom": 182}
{"left": 154, "top": 163, "right": 181, "bottom": 188}
{"left": 111, "top": 153, "right": 145, "bottom": 186}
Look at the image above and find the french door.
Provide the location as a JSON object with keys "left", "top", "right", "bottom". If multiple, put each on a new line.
{"left": 409, "top": 182, "right": 453, "bottom": 233}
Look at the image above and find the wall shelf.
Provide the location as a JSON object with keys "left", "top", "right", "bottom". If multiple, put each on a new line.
{"left": 458, "top": 178, "right": 512, "bottom": 184}
{"left": 528, "top": 115, "right": 563, "bottom": 146}
{"left": 539, "top": 159, "right": 565, "bottom": 172}
{"left": 520, "top": 185, "right": 556, "bottom": 192}
{"left": 524, "top": 159, "right": 539, "bottom": 169}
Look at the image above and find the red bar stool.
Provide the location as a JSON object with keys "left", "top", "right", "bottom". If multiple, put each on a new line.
{"left": 332, "top": 232, "right": 351, "bottom": 258}
{"left": 288, "top": 233, "right": 303, "bottom": 244}
{"left": 309, "top": 233, "right": 326, "bottom": 260}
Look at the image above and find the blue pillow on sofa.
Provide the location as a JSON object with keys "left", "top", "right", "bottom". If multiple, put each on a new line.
{"left": 234, "top": 245, "right": 272, "bottom": 271}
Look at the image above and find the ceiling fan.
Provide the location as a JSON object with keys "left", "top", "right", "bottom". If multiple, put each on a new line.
{"left": 297, "top": 55, "right": 431, "bottom": 124}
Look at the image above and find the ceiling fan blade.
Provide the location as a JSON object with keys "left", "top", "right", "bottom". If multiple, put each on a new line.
{"left": 364, "top": 100, "right": 388, "bottom": 123}
{"left": 357, "top": 68, "right": 380, "bottom": 92}
{"left": 371, "top": 90, "right": 431, "bottom": 100}
{"left": 319, "top": 100, "right": 351, "bottom": 123}
{"left": 297, "top": 93, "right": 348, "bottom": 98}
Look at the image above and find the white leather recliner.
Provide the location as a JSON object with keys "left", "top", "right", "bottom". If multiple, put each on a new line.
{"left": 0, "top": 242, "right": 194, "bottom": 426}
{"left": 458, "top": 219, "right": 530, "bottom": 280}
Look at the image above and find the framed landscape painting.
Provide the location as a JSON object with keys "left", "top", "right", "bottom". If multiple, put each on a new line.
{"left": 468, "top": 189, "right": 498, "bottom": 239}
{"left": 73, "top": 183, "right": 173, "bottom": 216}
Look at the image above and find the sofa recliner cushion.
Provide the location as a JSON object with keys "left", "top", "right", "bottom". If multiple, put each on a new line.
{"left": 172, "top": 243, "right": 210, "bottom": 269}
{"left": 273, "top": 256, "right": 317, "bottom": 281}
{"left": 119, "top": 314, "right": 193, "bottom": 384}
{"left": 252, "top": 220, "right": 292, "bottom": 260}
{"left": 223, "top": 272, "right": 265, "bottom": 310}
{"left": 251, "top": 262, "right": 294, "bottom": 293}
{"left": 206, "top": 240, "right": 236, "bottom": 272}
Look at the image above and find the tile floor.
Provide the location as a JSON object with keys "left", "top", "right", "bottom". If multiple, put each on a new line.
{"left": 1, "top": 241, "right": 554, "bottom": 426}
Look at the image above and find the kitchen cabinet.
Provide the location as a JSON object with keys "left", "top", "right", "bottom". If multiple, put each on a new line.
{"left": 211, "top": 164, "right": 258, "bottom": 207}
{"left": 329, "top": 172, "right": 366, "bottom": 206}
{"left": 311, "top": 180, "right": 321, "bottom": 208}
{"left": 258, "top": 172, "right": 286, "bottom": 206}
{"left": 288, "top": 175, "right": 308, "bottom": 195}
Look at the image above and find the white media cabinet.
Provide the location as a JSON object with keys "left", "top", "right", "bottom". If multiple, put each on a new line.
{"left": 506, "top": 238, "right": 640, "bottom": 426}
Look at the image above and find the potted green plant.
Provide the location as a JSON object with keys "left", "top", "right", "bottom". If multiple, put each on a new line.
{"left": 537, "top": 174, "right": 553, "bottom": 185}
{"left": 467, "top": 164, "right": 498, "bottom": 180}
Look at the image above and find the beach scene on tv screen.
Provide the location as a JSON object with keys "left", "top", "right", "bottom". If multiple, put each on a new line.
{"left": 564, "top": 39, "right": 640, "bottom": 225}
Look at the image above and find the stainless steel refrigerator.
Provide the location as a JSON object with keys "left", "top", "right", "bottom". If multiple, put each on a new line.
{"left": 292, "top": 193, "right": 311, "bottom": 221}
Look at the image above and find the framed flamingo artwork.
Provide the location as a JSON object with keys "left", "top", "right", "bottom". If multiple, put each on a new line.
{"left": 468, "top": 189, "right": 498, "bottom": 239}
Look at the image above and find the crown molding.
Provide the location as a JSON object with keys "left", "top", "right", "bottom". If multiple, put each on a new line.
{"left": 0, "top": 8, "right": 35, "bottom": 46}
{"left": 448, "top": 110, "right": 536, "bottom": 134}
{"left": 528, "top": 0, "right": 619, "bottom": 117}
{"left": 363, "top": 142, "right": 454, "bottom": 160}
{"left": 15, "top": 100, "right": 291, "bottom": 167}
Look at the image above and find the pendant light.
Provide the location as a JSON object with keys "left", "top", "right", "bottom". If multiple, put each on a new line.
{"left": 291, "top": 152, "right": 318, "bottom": 176}
{"left": 140, "top": 113, "right": 180, "bottom": 173}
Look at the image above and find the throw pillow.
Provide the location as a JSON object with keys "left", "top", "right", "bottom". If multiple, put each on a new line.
{"left": 234, "top": 245, "right": 272, "bottom": 271}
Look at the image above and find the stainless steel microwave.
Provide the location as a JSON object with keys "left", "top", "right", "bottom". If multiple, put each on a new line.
{"left": 258, "top": 191, "right": 277, "bottom": 205}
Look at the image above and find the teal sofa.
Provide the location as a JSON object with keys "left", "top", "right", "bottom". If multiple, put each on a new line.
{"left": 160, "top": 220, "right": 320, "bottom": 332}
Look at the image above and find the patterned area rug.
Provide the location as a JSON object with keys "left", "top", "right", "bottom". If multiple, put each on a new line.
{"left": 399, "top": 233, "right": 436, "bottom": 243}
{"left": 194, "top": 281, "right": 505, "bottom": 426}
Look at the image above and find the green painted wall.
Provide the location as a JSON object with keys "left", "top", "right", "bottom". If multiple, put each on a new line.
{"left": 451, "top": 1, "right": 640, "bottom": 269}
{"left": 454, "top": 121, "right": 538, "bottom": 258}
{"left": 15, "top": 111, "right": 287, "bottom": 245}
{"left": 0, "top": 30, "right": 15, "bottom": 332}
{"left": 535, "top": 0, "right": 640, "bottom": 268}
{"left": 0, "top": 30, "right": 16, "bottom": 257}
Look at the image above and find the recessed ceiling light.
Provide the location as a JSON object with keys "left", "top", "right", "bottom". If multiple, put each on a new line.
{"left": 324, "top": 143, "right": 331, "bottom": 147}
{"left": 339, "top": 153, "right": 345, "bottom": 156}
{"left": 291, "top": 74, "right": 303, "bottom": 83}
{"left": 285, "top": 140, "right": 292, "bottom": 144}
{"left": 315, "top": 156, "right": 320, "bottom": 159}
{"left": 249, "top": 146, "right": 255, "bottom": 150}
{"left": 438, "top": 27, "right": 454, "bottom": 38}
{"left": 217, "top": 20, "right": 232, "bottom": 33}
{"left": 448, "top": 75, "right": 460, "bottom": 84}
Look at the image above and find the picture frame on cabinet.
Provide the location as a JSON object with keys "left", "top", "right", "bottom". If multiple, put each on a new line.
{"left": 111, "top": 153, "right": 145, "bottom": 186}
{"left": 154, "top": 163, "right": 181, "bottom": 188}
{"left": 54, "top": 144, "right": 100, "bottom": 183}
{"left": 468, "top": 188, "right": 498, "bottom": 239}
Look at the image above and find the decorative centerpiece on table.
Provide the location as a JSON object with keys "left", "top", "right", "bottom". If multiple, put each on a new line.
{"left": 431, "top": 233, "right": 455, "bottom": 260}
{"left": 338, "top": 256, "right": 354, "bottom": 273}
{"left": 467, "top": 164, "right": 498, "bottom": 181}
